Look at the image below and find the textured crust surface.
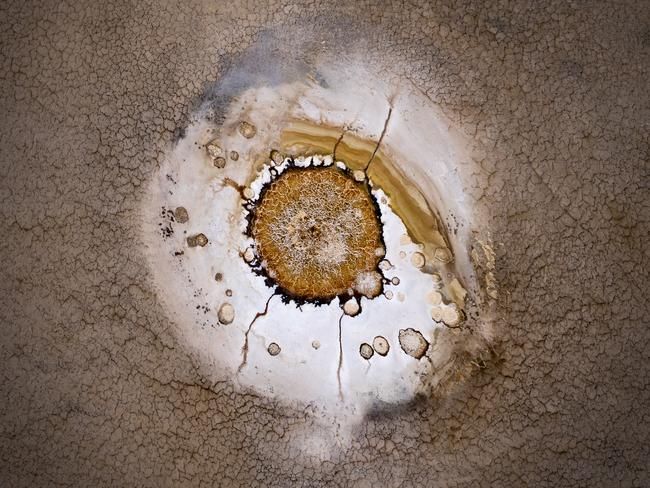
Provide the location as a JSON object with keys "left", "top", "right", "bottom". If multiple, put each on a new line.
{"left": 0, "top": 1, "right": 648, "bottom": 487}
{"left": 251, "top": 167, "right": 383, "bottom": 300}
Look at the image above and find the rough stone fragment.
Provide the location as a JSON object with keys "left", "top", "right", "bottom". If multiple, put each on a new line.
{"left": 410, "top": 251, "right": 426, "bottom": 269}
{"left": 187, "top": 233, "right": 208, "bottom": 247}
{"left": 441, "top": 304, "right": 461, "bottom": 326}
{"left": 174, "top": 206, "right": 189, "bottom": 223}
{"left": 206, "top": 139, "right": 222, "bottom": 159}
{"left": 217, "top": 303, "right": 235, "bottom": 325}
{"left": 398, "top": 328, "right": 429, "bottom": 359}
{"left": 343, "top": 298, "right": 360, "bottom": 316}
{"left": 372, "top": 336, "right": 390, "bottom": 356}
{"left": 359, "top": 343, "right": 374, "bottom": 360}
{"left": 238, "top": 121, "right": 256, "bottom": 138}
{"left": 270, "top": 149, "right": 284, "bottom": 164}
{"left": 434, "top": 247, "right": 453, "bottom": 263}
{"left": 243, "top": 248, "right": 255, "bottom": 263}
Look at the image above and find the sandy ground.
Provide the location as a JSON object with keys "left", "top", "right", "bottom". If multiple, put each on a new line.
{"left": 1, "top": 1, "right": 648, "bottom": 486}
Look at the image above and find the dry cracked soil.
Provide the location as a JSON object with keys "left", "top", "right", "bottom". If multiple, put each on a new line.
{"left": 1, "top": 1, "right": 649, "bottom": 487}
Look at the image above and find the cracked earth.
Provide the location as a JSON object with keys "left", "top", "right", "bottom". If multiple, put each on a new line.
{"left": 1, "top": 0, "right": 649, "bottom": 486}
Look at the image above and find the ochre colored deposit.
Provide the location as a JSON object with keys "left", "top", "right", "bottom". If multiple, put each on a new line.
{"left": 280, "top": 120, "right": 452, "bottom": 266}
{"left": 251, "top": 166, "right": 383, "bottom": 300}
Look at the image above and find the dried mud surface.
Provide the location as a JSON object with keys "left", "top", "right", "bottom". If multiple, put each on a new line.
{"left": 1, "top": 1, "right": 648, "bottom": 486}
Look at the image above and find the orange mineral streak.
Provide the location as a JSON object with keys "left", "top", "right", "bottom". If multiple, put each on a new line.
{"left": 251, "top": 166, "right": 383, "bottom": 301}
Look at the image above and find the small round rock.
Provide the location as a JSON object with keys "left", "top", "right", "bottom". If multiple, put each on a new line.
{"left": 206, "top": 139, "right": 222, "bottom": 159}
{"left": 218, "top": 303, "right": 235, "bottom": 325}
{"left": 411, "top": 251, "right": 426, "bottom": 269}
{"left": 267, "top": 342, "right": 281, "bottom": 356}
{"left": 352, "top": 169, "right": 366, "bottom": 182}
{"left": 372, "top": 336, "right": 390, "bottom": 356}
{"left": 174, "top": 206, "right": 189, "bottom": 223}
{"left": 359, "top": 343, "right": 374, "bottom": 360}
{"left": 230, "top": 150, "right": 239, "bottom": 161}
{"left": 434, "top": 247, "right": 453, "bottom": 263}
{"left": 187, "top": 233, "right": 208, "bottom": 247}
{"left": 343, "top": 298, "right": 360, "bottom": 316}
{"left": 398, "top": 328, "right": 429, "bottom": 359}
{"left": 238, "top": 121, "right": 257, "bottom": 139}
{"left": 213, "top": 156, "right": 226, "bottom": 169}
{"left": 442, "top": 304, "right": 461, "bottom": 326}
{"left": 311, "top": 340, "right": 321, "bottom": 350}
{"left": 270, "top": 150, "right": 284, "bottom": 165}
{"left": 243, "top": 248, "right": 255, "bottom": 263}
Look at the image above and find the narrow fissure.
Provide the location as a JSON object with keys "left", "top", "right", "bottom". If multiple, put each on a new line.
{"left": 237, "top": 293, "right": 276, "bottom": 373}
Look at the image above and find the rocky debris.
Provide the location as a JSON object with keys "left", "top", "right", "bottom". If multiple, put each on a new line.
{"left": 359, "top": 343, "right": 374, "bottom": 360}
{"left": 398, "top": 328, "right": 429, "bottom": 359}
{"left": 353, "top": 271, "right": 383, "bottom": 298}
{"left": 270, "top": 149, "right": 284, "bottom": 165}
{"left": 372, "top": 336, "right": 390, "bottom": 356}
{"left": 267, "top": 342, "right": 281, "bottom": 356}
{"left": 206, "top": 139, "right": 222, "bottom": 161}
{"left": 434, "top": 246, "right": 453, "bottom": 263}
{"left": 243, "top": 248, "right": 255, "bottom": 263}
{"left": 174, "top": 206, "right": 189, "bottom": 223}
{"left": 187, "top": 233, "right": 208, "bottom": 247}
{"left": 352, "top": 169, "right": 366, "bottom": 182}
{"left": 238, "top": 121, "right": 256, "bottom": 138}
{"left": 410, "top": 251, "right": 426, "bottom": 269}
{"left": 343, "top": 298, "right": 360, "bottom": 316}
{"left": 441, "top": 304, "right": 461, "bottom": 326}
{"left": 217, "top": 303, "right": 235, "bottom": 325}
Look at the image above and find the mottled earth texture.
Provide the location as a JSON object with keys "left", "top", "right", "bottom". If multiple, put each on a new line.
{"left": 1, "top": 1, "right": 649, "bottom": 487}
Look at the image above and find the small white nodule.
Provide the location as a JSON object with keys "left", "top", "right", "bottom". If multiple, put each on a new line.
{"left": 343, "top": 298, "right": 360, "bottom": 316}
{"left": 217, "top": 303, "right": 235, "bottom": 325}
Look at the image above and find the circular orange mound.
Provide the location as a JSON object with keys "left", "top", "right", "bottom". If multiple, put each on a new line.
{"left": 250, "top": 166, "right": 383, "bottom": 301}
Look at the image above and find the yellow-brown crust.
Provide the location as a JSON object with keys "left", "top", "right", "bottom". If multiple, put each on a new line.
{"left": 251, "top": 166, "right": 383, "bottom": 300}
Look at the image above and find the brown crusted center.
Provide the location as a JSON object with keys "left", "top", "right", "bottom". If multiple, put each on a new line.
{"left": 250, "top": 166, "right": 383, "bottom": 301}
